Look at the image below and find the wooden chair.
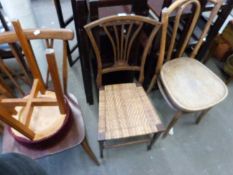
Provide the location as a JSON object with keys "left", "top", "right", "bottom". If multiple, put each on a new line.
{"left": 85, "top": 15, "right": 164, "bottom": 158}
{"left": 148, "top": 0, "right": 228, "bottom": 138}
{"left": 148, "top": 0, "right": 223, "bottom": 59}
{"left": 0, "top": 10, "right": 32, "bottom": 96}
{"left": 0, "top": 20, "right": 99, "bottom": 165}
{"left": 53, "top": 0, "right": 79, "bottom": 66}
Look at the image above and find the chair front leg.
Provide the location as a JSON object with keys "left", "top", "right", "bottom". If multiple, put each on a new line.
{"left": 163, "top": 111, "right": 183, "bottom": 138}
{"left": 147, "top": 132, "right": 162, "bottom": 150}
{"left": 195, "top": 108, "right": 211, "bottom": 125}
{"left": 81, "top": 137, "right": 100, "bottom": 165}
{"left": 99, "top": 141, "right": 104, "bottom": 158}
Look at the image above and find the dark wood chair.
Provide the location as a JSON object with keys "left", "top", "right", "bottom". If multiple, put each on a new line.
{"left": 148, "top": 0, "right": 228, "bottom": 138}
{"left": 0, "top": 10, "right": 31, "bottom": 96}
{"left": 0, "top": 20, "right": 99, "bottom": 165}
{"left": 85, "top": 15, "right": 164, "bottom": 158}
{"left": 71, "top": 0, "right": 150, "bottom": 104}
{"left": 53, "top": 0, "right": 79, "bottom": 66}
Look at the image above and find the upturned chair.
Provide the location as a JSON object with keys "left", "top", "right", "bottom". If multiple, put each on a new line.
{"left": 85, "top": 15, "right": 164, "bottom": 158}
{"left": 0, "top": 20, "right": 99, "bottom": 165}
{"left": 148, "top": 0, "right": 228, "bottom": 138}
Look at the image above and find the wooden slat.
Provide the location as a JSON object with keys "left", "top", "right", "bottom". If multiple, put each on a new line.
{"left": 0, "top": 28, "right": 74, "bottom": 44}
{"left": 23, "top": 79, "right": 41, "bottom": 126}
{"left": 0, "top": 105, "right": 35, "bottom": 139}
{"left": 46, "top": 49, "right": 66, "bottom": 114}
{"left": 12, "top": 20, "right": 46, "bottom": 93}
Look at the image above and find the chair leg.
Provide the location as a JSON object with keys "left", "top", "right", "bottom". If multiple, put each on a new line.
{"left": 195, "top": 108, "right": 211, "bottom": 125}
{"left": 147, "top": 132, "right": 161, "bottom": 150}
{"left": 0, "top": 122, "right": 3, "bottom": 134}
{"left": 163, "top": 111, "right": 183, "bottom": 138}
{"left": 225, "top": 76, "right": 233, "bottom": 85}
{"left": 99, "top": 141, "right": 104, "bottom": 159}
{"left": 81, "top": 137, "right": 100, "bottom": 165}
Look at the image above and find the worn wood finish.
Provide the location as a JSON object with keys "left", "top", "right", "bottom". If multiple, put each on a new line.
{"left": 148, "top": 0, "right": 222, "bottom": 91}
{"left": 46, "top": 49, "right": 66, "bottom": 114}
{"left": 0, "top": 22, "right": 99, "bottom": 165}
{"left": 85, "top": 15, "right": 164, "bottom": 157}
{"left": 11, "top": 91, "right": 67, "bottom": 141}
{"left": 12, "top": 20, "right": 46, "bottom": 92}
{"left": 147, "top": 0, "right": 228, "bottom": 138}
{"left": 0, "top": 23, "right": 73, "bottom": 140}
{"left": 0, "top": 28, "right": 74, "bottom": 45}
{"left": 0, "top": 104, "right": 35, "bottom": 139}
{"left": 85, "top": 15, "right": 161, "bottom": 87}
{"left": 160, "top": 58, "right": 228, "bottom": 111}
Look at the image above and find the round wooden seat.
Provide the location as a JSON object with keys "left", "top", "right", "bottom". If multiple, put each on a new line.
{"left": 10, "top": 91, "right": 71, "bottom": 145}
{"left": 160, "top": 58, "right": 228, "bottom": 111}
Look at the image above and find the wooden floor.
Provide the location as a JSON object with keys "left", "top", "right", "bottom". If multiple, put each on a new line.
{"left": 0, "top": 1, "right": 233, "bottom": 175}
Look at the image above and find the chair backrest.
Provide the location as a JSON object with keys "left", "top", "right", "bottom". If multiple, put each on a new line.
{"left": 161, "top": 0, "right": 223, "bottom": 61}
{"left": 84, "top": 15, "right": 161, "bottom": 87}
{"left": 147, "top": 0, "right": 223, "bottom": 92}
{"left": 0, "top": 20, "right": 73, "bottom": 140}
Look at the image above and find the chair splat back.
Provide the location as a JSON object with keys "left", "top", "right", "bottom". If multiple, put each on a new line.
{"left": 84, "top": 15, "right": 161, "bottom": 87}
{"left": 0, "top": 20, "right": 74, "bottom": 140}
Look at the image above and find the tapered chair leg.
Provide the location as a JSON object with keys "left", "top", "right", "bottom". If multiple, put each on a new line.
{"left": 163, "top": 111, "right": 183, "bottom": 138}
{"left": 99, "top": 141, "right": 104, "bottom": 158}
{"left": 81, "top": 137, "right": 100, "bottom": 165}
{"left": 195, "top": 108, "right": 211, "bottom": 125}
{"left": 225, "top": 76, "right": 233, "bottom": 85}
{"left": 147, "top": 132, "right": 161, "bottom": 150}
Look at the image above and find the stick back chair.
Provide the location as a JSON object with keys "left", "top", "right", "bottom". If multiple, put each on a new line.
{"left": 148, "top": 0, "right": 228, "bottom": 138}
{"left": 85, "top": 15, "right": 164, "bottom": 158}
{"left": 0, "top": 20, "right": 99, "bottom": 165}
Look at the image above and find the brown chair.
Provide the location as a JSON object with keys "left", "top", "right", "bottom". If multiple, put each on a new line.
{"left": 148, "top": 0, "right": 223, "bottom": 59}
{"left": 0, "top": 11, "right": 32, "bottom": 96}
{"left": 0, "top": 20, "right": 99, "bottom": 165}
{"left": 148, "top": 0, "right": 228, "bottom": 138}
{"left": 85, "top": 15, "right": 164, "bottom": 158}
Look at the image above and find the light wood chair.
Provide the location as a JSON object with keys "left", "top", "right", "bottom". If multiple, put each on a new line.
{"left": 0, "top": 20, "right": 99, "bottom": 165}
{"left": 148, "top": 0, "right": 228, "bottom": 138}
{"left": 85, "top": 15, "right": 164, "bottom": 158}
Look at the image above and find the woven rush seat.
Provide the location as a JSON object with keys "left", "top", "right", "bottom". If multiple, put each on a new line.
{"left": 160, "top": 58, "right": 228, "bottom": 111}
{"left": 98, "top": 83, "right": 164, "bottom": 141}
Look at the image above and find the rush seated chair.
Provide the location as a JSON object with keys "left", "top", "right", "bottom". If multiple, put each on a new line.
{"left": 84, "top": 15, "right": 165, "bottom": 158}
{"left": 0, "top": 20, "right": 99, "bottom": 165}
{"left": 148, "top": 0, "right": 228, "bottom": 138}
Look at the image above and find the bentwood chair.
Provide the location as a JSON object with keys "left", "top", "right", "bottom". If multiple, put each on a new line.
{"left": 0, "top": 20, "right": 99, "bottom": 165}
{"left": 148, "top": 0, "right": 223, "bottom": 60}
{"left": 85, "top": 15, "right": 164, "bottom": 158}
{"left": 148, "top": 0, "right": 228, "bottom": 138}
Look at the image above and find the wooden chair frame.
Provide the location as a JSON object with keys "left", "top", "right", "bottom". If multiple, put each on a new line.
{"left": 0, "top": 20, "right": 100, "bottom": 165}
{"left": 148, "top": 0, "right": 227, "bottom": 138}
{"left": 85, "top": 15, "right": 164, "bottom": 158}
{"left": 0, "top": 20, "right": 73, "bottom": 140}
{"left": 85, "top": 15, "right": 161, "bottom": 88}
{"left": 149, "top": 0, "right": 217, "bottom": 91}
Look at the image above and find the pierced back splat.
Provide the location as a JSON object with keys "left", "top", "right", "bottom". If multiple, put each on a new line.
{"left": 85, "top": 15, "right": 161, "bottom": 87}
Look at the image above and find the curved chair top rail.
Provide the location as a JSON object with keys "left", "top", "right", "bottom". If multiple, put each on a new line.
{"left": 84, "top": 14, "right": 161, "bottom": 29}
{"left": 0, "top": 28, "right": 74, "bottom": 44}
{"left": 84, "top": 15, "right": 162, "bottom": 87}
{"left": 161, "top": 0, "right": 201, "bottom": 61}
